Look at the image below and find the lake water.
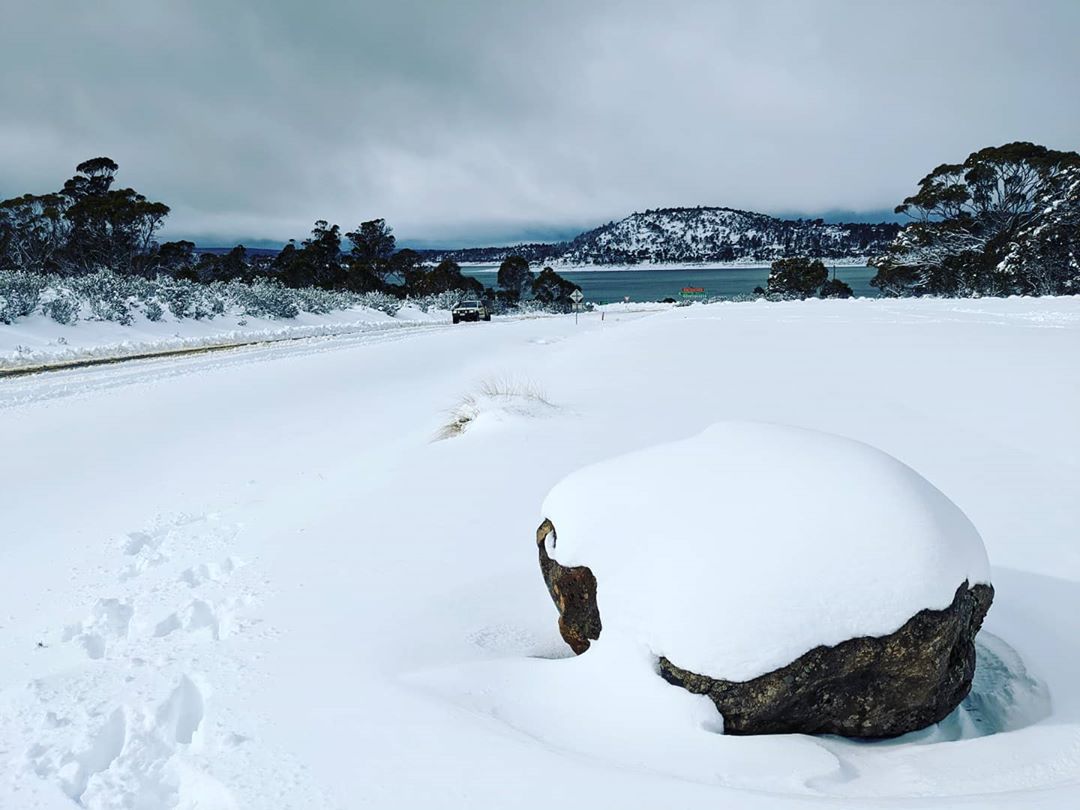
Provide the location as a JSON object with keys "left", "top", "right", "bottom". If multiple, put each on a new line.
{"left": 460, "top": 265, "right": 878, "bottom": 303}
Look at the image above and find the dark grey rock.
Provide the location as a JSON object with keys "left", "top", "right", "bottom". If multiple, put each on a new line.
{"left": 534, "top": 518, "right": 993, "bottom": 738}
{"left": 536, "top": 518, "right": 601, "bottom": 654}
{"left": 658, "top": 582, "right": 994, "bottom": 738}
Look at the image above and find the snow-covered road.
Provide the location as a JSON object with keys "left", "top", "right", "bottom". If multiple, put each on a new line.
{"left": 0, "top": 319, "right": 457, "bottom": 406}
{"left": 2, "top": 298, "right": 1079, "bottom": 808}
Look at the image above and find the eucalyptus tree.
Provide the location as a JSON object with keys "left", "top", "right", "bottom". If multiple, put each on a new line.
{"left": 871, "top": 142, "right": 1080, "bottom": 296}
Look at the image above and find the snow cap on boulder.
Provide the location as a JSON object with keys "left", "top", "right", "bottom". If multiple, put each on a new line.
{"left": 541, "top": 422, "right": 991, "bottom": 682}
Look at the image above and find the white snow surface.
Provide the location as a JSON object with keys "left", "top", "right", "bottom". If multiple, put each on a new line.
{"left": 543, "top": 421, "right": 991, "bottom": 680}
{"left": 2, "top": 295, "right": 1079, "bottom": 808}
{"left": 0, "top": 303, "right": 451, "bottom": 369}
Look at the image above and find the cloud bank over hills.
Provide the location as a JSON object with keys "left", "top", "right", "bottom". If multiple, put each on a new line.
{"left": 2, "top": 1, "right": 1078, "bottom": 246}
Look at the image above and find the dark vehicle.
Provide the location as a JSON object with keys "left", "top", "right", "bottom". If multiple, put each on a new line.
{"left": 452, "top": 300, "right": 491, "bottom": 324}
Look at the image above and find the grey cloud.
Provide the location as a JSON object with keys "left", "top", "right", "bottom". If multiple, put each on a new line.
{"left": 1, "top": 0, "right": 1078, "bottom": 247}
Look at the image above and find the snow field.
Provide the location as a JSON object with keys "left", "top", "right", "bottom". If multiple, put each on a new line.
{"left": 0, "top": 512, "right": 336, "bottom": 808}
{"left": 1, "top": 296, "right": 1078, "bottom": 808}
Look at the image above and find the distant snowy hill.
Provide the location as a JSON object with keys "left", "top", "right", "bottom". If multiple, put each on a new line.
{"left": 429, "top": 207, "right": 900, "bottom": 267}
{"left": 562, "top": 207, "right": 899, "bottom": 265}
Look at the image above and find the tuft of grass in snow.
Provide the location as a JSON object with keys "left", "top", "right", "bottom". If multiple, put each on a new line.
{"left": 435, "top": 377, "right": 555, "bottom": 441}
{"left": 476, "top": 376, "right": 553, "bottom": 405}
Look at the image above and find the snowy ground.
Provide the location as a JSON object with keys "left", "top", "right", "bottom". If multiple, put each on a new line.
{"left": 0, "top": 303, "right": 454, "bottom": 371}
{"left": 1, "top": 296, "right": 1078, "bottom": 808}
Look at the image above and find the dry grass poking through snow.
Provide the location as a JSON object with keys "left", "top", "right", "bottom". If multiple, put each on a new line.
{"left": 436, "top": 377, "right": 556, "bottom": 440}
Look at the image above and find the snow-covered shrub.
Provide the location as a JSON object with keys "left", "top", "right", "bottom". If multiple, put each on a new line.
{"left": 42, "top": 293, "right": 80, "bottom": 325}
{"left": 290, "top": 285, "right": 360, "bottom": 315}
{"left": 232, "top": 278, "right": 300, "bottom": 319}
{"left": 158, "top": 279, "right": 200, "bottom": 320}
{"left": 292, "top": 286, "right": 331, "bottom": 314}
{"left": 70, "top": 270, "right": 134, "bottom": 325}
{"left": 0, "top": 270, "right": 48, "bottom": 324}
{"left": 150, "top": 277, "right": 220, "bottom": 320}
{"left": 515, "top": 298, "right": 558, "bottom": 315}
{"left": 126, "top": 275, "right": 158, "bottom": 302}
{"left": 407, "top": 291, "right": 463, "bottom": 313}
{"left": 356, "top": 291, "right": 402, "bottom": 316}
{"left": 93, "top": 297, "right": 134, "bottom": 325}
{"left": 485, "top": 298, "right": 511, "bottom": 316}
{"left": 0, "top": 268, "right": 390, "bottom": 330}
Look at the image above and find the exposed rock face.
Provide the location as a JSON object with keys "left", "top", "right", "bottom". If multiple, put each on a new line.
{"left": 536, "top": 518, "right": 601, "bottom": 654}
{"left": 658, "top": 582, "right": 994, "bottom": 738}
{"left": 534, "top": 517, "right": 994, "bottom": 738}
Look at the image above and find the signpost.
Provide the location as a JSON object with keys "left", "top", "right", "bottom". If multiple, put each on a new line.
{"left": 570, "top": 289, "right": 584, "bottom": 324}
{"left": 680, "top": 286, "right": 707, "bottom": 301}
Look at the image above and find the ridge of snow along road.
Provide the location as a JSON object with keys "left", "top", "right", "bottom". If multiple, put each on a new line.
{"left": 0, "top": 304, "right": 446, "bottom": 371}
{"left": 0, "top": 300, "right": 673, "bottom": 373}
{"left": 0, "top": 322, "right": 450, "bottom": 378}
{"left": 0, "top": 301, "right": 673, "bottom": 375}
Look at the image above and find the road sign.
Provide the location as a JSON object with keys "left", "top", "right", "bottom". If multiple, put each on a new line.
{"left": 680, "top": 286, "right": 707, "bottom": 299}
{"left": 569, "top": 289, "right": 585, "bottom": 324}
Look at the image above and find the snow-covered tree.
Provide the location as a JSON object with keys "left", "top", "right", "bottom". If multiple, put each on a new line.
{"left": 820, "top": 277, "right": 854, "bottom": 299}
{"left": 998, "top": 165, "right": 1080, "bottom": 296}
{"left": 871, "top": 143, "right": 1080, "bottom": 297}
{"left": 766, "top": 257, "right": 828, "bottom": 299}
{"left": 531, "top": 267, "right": 581, "bottom": 311}
{"left": 496, "top": 255, "right": 533, "bottom": 302}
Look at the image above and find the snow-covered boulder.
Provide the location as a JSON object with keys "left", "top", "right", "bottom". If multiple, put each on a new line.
{"left": 536, "top": 422, "right": 994, "bottom": 737}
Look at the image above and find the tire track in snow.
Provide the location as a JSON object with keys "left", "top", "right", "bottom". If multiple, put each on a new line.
{"left": 0, "top": 320, "right": 454, "bottom": 409}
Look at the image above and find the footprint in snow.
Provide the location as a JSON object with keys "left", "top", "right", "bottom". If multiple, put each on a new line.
{"left": 154, "top": 597, "right": 241, "bottom": 641}
{"left": 26, "top": 674, "right": 220, "bottom": 807}
{"left": 179, "top": 557, "right": 239, "bottom": 588}
{"left": 62, "top": 598, "right": 133, "bottom": 660}
{"left": 116, "top": 512, "right": 234, "bottom": 582}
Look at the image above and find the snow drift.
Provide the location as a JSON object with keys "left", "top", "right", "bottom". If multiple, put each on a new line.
{"left": 541, "top": 421, "right": 992, "bottom": 681}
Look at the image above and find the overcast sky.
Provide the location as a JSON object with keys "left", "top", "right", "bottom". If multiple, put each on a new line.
{"left": 1, "top": 0, "right": 1078, "bottom": 247}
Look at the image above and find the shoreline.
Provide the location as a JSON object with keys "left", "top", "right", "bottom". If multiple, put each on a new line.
{"left": 457, "top": 260, "right": 873, "bottom": 272}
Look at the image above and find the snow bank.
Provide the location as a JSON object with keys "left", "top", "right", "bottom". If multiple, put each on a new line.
{"left": 393, "top": 303, "right": 452, "bottom": 322}
{"left": 593, "top": 301, "right": 676, "bottom": 314}
{"left": 0, "top": 305, "right": 442, "bottom": 369}
{"left": 542, "top": 422, "right": 991, "bottom": 681}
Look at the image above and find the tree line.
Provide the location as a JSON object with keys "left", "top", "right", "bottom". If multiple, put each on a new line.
{"left": 5, "top": 143, "right": 1078, "bottom": 307}
{"left": 0, "top": 158, "right": 582, "bottom": 310}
